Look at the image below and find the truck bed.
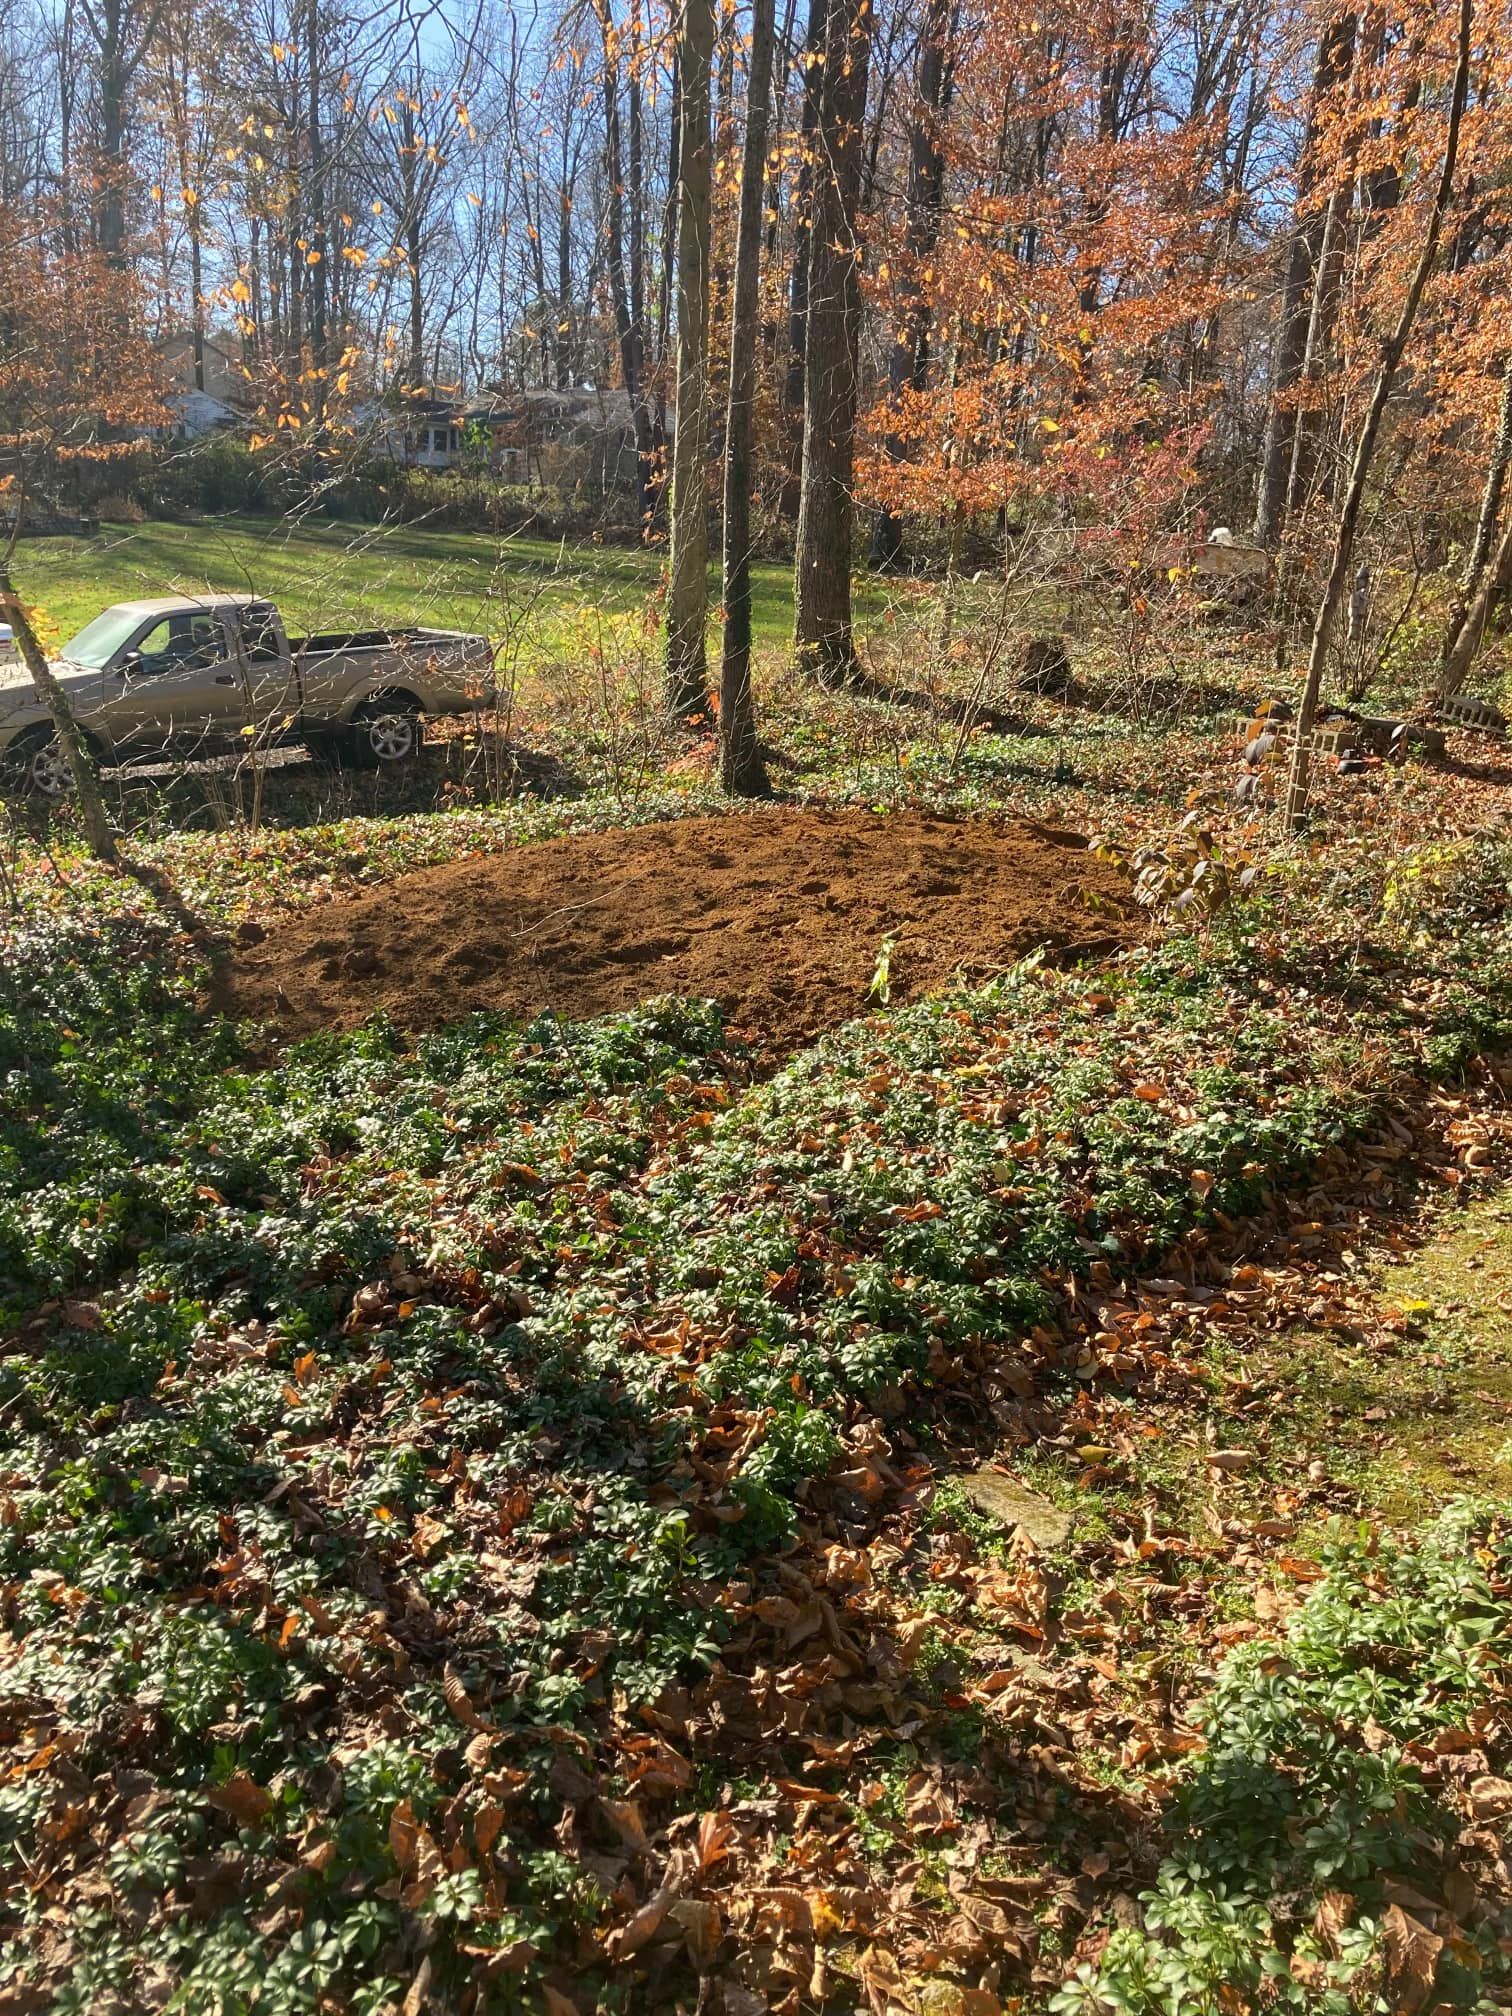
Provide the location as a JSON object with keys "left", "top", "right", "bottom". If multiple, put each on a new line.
{"left": 290, "top": 626, "right": 471, "bottom": 657}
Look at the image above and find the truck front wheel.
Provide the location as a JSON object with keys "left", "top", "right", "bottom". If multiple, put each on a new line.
{"left": 1, "top": 725, "right": 80, "bottom": 801}
{"left": 349, "top": 696, "right": 424, "bottom": 770}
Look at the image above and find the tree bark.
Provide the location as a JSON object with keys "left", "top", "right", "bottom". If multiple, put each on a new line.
{"left": 778, "top": 0, "right": 827, "bottom": 520}
{"left": 1286, "top": 0, "right": 1473, "bottom": 832}
{"left": 0, "top": 566, "right": 117, "bottom": 862}
{"left": 556, "top": 176, "right": 573, "bottom": 392}
{"left": 305, "top": 0, "right": 329, "bottom": 395}
{"left": 719, "top": 0, "right": 776, "bottom": 795}
{"left": 1254, "top": 12, "right": 1357, "bottom": 547}
{"left": 594, "top": 0, "right": 658, "bottom": 532}
{"left": 1442, "top": 351, "right": 1512, "bottom": 669}
{"left": 793, "top": 0, "right": 873, "bottom": 687}
{"left": 1283, "top": 170, "right": 1353, "bottom": 522}
{"left": 664, "top": 0, "right": 716, "bottom": 722}
{"left": 869, "top": 0, "right": 953, "bottom": 573}
{"left": 1440, "top": 509, "right": 1512, "bottom": 703}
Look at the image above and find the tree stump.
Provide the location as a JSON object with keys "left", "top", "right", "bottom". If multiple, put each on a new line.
{"left": 1013, "top": 632, "right": 1073, "bottom": 697}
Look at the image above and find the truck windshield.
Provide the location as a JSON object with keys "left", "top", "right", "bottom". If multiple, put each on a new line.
{"left": 59, "top": 607, "right": 150, "bottom": 670}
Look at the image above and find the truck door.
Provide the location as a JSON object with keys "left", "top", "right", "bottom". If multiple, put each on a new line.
{"left": 233, "top": 602, "right": 301, "bottom": 745}
{"left": 105, "top": 609, "right": 250, "bottom": 755}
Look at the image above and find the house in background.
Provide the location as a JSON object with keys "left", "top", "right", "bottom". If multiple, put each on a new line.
{"left": 154, "top": 333, "right": 250, "bottom": 440}
{"left": 352, "top": 392, "right": 469, "bottom": 470}
{"left": 353, "top": 384, "right": 657, "bottom": 494}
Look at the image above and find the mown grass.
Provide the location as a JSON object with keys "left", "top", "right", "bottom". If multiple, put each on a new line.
{"left": 11, "top": 514, "right": 893, "bottom": 657}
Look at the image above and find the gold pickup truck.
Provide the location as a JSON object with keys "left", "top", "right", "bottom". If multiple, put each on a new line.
{"left": 0, "top": 594, "right": 496, "bottom": 798}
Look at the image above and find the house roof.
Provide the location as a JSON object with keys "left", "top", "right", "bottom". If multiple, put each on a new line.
{"left": 157, "top": 332, "right": 250, "bottom": 410}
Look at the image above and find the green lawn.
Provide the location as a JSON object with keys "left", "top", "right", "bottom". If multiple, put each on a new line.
{"left": 12, "top": 514, "right": 893, "bottom": 658}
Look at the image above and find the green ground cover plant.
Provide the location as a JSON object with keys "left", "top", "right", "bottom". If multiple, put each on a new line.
{"left": 1057, "top": 1503, "right": 1512, "bottom": 2016}
{"left": 3, "top": 808, "right": 1511, "bottom": 2009}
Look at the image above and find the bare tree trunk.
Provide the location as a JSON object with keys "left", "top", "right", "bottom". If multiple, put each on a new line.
{"left": 793, "top": 0, "right": 872, "bottom": 687}
{"left": 1439, "top": 510, "right": 1512, "bottom": 702}
{"left": 407, "top": 211, "right": 424, "bottom": 384}
{"left": 305, "top": 0, "right": 329, "bottom": 397}
{"left": 556, "top": 176, "right": 573, "bottom": 391}
{"left": 719, "top": 0, "right": 776, "bottom": 795}
{"left": 0, "top": 565, "right": 117, "bottom": 862}
{"left": 656, "top": 49, "right": 680, "bottom": 376}
{"left": 664, "top": 0, "right": 716, "bottom": 721}
{"left": 1284, "top": 171, "right": 1353, "bottom": 522}
{"left": 626, "top": 6, "right": 664, "bottom": 523}
{"left": 94, "top": 0, "right": 130, "bottom": 264}
{"left": 779, "top": 0, "right": 826, "bottom": 521}
{"left": 869, "top": 0, "right": 953, "bottom": 573}
{"left": 595, "top": 1, "right": 658, "bottom": 532}
{"left": 1442, "top": 351, "right": 1512, "bottom": 668}
{"left": 1286, "top": 0, "right": 1473, "bottom": 831}
{"left": 1254, "top": 12, "right": 1357, "bottom": 546}
{"left": 188, "top": 217, "right": 205, "bottom": 388}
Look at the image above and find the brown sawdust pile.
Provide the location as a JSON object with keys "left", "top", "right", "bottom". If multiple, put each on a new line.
{"left": 219, "top": 808, "right": 1140, "bottom": 1057}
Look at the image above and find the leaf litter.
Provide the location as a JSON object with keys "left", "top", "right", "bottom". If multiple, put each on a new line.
{"left": 2, "top": 774, "right": 1512, "bottom": 2012}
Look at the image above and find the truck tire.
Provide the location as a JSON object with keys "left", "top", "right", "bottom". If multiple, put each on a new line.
{"left": 348, "top": 696, "right": 424, "bottom": 771}
{"left": 1, "top": 724, "right": 79, "bottom": 801}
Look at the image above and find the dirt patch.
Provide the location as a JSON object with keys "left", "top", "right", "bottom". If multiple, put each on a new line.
{"left": 217, "top": 808, "right": 1140, "bottom": 1058}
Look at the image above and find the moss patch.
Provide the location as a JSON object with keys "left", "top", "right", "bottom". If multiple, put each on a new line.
{"left": 1254, "top": 1192, "right": 1512, "bottom": 1519}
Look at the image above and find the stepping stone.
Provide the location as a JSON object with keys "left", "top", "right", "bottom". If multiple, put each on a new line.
{"left": 952, "top": 1468, "right": 1074, "bottom": 1547}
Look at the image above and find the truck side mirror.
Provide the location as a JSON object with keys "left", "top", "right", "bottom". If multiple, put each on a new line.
{"left": 117, "top": 651, "right": 142, "bottom": 679}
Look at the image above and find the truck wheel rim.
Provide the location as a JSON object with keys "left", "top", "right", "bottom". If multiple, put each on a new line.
{"left": 31, "top": 743, "right": 73, "bottom": 798}
{"left": 366, "top": 712, "right": 416, "bottom": 762}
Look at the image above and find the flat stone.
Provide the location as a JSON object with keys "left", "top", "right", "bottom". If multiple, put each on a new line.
{"left": 953, "top": 1468, "right": 1075, "bottom": 1548}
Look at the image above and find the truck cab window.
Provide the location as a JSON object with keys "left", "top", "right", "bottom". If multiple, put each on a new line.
{"left": 130, "top": 614, "right": 230, "bottom": 678}
{"left": 243, "top": 607, "right": 284, "bottom": 662}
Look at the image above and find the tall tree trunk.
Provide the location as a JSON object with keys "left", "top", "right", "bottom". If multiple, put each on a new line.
{"left": 306, "top": 0, "right": 329, "bottom": 398}
{"left": 657, "top": 51, "right": 681, "bottom": 372}
{"left": 169, "top": 105, "right": 206, "bottom": 389}
{"left": 664, "top": 0, "right": 716, "bottom": 721}
{"left": 793, "top": 0, "right": 872, "bottom": 687}
{"left": 1286, "top": 0, "right": 1473, "bottom": 831}
{"left": 1440, "top": 509, "right": 1512, "bottom": 702}
{"left": 779, "top": 0, "right": 827, "bottom": 520}
{"left": 0, "top": 564, "right": 117, "bottom": 862}
{"left": 869, "top": 0, "right": 953, "bottom": 573}
{"left": 1284, "top": 170, "right": 1353, "bottom": 522}
{"left": 94, "top": 0, "right": 130, "bottom": 266}
{"left": 626, "top": 12, "right": 664, "bottom": 521}
{"left": 595, "top": 1, "right": 657, "bottom": 531}
{"left": 407, "top": 213, "right": 424, "bottom": 385}
{"left": 1442, "top": 352, "right": 1512, "bottom": 669}
{"left": 719, "top": 0, "right": 777, "bottom": 795}
{"left": 1254, "top": 12, "right": 1357, "bottom": 547}
{"left": 557, "top": 172, "right": 573, "bottom": 391}
{"left": 188, "top": 219, "right": 205, "bottom": 389}
{"left": 399, "top": 102, "right": 422, "bottom": 385}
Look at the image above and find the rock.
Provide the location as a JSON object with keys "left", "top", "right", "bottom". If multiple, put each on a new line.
{"left": 952, "top": 1468, "right": 1074, "bottom": 1548}
{"left": 1012, "top": 632, "right": 1073, "bottom": 698}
